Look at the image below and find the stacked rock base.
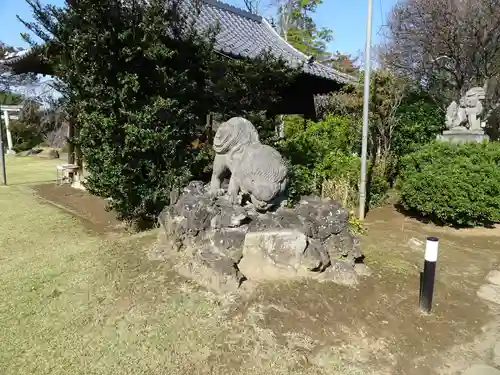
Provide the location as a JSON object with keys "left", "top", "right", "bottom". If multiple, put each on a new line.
{"left": 157, "top": 181, "right": 365, "bottom": 291}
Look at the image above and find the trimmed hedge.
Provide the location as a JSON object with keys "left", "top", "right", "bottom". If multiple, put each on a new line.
{"left": 398, "top": 141, "right": 500, "bottom": 226}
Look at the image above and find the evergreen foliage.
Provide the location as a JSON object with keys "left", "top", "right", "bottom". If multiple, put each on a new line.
{"left": 399, "top": 141, "right": 500, "bottom": 226}
{"left": 22, "top": 0, "right": 299, "bottom": 227}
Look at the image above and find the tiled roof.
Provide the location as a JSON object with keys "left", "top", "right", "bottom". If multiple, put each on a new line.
{"left": 1, "top": 45, "right": 43, "bottom": 66}
{"left": 1, "top": 0, "right": 355, "bottom": 85}
{"left": 191, "top": 0, "right": 355, "bottom": 84}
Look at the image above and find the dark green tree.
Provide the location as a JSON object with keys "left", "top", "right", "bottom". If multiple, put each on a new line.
{"left": 392, "top": 91, "right": 445, "bottom": 157}
{"left": 275, "top": 0, "right": 333, "bottom": 60}
{"left": 21, "top": 0, "right": 298, "bottom": 227}
{"left": 0, "top": 91, "right": 23, "bottom": 105}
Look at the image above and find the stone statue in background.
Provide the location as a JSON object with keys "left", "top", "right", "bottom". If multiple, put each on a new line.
{"left": 445, "top": 100, "right": 466, "bottom": 129}
{"left": 209, "top": 117, "right": 288, "bottom": 211}
{"left": 439, "top": 86, "right": 489, "bottom": 143}
{"left": 445, "top": 87, "right": 486, "bottom": 130}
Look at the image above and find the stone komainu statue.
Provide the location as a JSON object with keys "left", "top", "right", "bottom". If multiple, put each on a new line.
{"left": 446, "top": 86, "right": 486, "bottom": 130}
{"left": 209, "top": 117, "right": 288, "bottom": 211}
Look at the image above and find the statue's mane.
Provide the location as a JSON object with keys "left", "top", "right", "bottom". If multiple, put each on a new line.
{"left": 241, "top": 144, "right": 287, "bottom": 184}
{"left": 213, "top": 117, "right": 260, "bottom": 154}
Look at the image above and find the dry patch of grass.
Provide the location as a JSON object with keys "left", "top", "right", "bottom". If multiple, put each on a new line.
{"left": 5, "top": 158, "right": 495, "bottom": 375}
{"left": 0, "top": 184, "right": 234, "bottom": 374}
{"left": 362, "top": 236, "right": 418, "bottom": 276}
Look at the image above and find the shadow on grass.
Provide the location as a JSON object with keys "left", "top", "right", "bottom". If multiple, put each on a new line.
{"left": 6, "top": 179, "right": 56, "bottom": 186}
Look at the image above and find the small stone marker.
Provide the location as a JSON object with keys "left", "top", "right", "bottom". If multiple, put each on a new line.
{"left": 354, "top": 263, "right": 372, "bottom": 277}
{"left": 477, "top": 284, "right": 500, "bottom": 305}
{"left": 408, "top": 237, "right": 424, "bottom": 250}
{"left": 486, "top": 270, "right": 500, "bottom": 286}
{"left": 238, "top": 230, "right": 309, "bottom": 280}
{"left": 462, "top": 364, "right": 500, "bottom": 375}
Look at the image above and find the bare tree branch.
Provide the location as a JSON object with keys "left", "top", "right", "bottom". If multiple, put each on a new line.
{"left": 381, "top": 0, "right": 500, "bottom": 111}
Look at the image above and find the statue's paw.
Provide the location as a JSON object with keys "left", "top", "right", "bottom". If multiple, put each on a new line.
{"left": 208, "top": 188, "right": 224, "bottom": 198}
{"left": 228, "top": 192, "right": 241, "bottom": 205}
{"left": 250, "top": 194, "right": 273, "bottom": 212}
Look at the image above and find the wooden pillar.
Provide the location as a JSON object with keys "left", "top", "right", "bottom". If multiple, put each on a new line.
{"left": 277, "top": 114, "right": 285, "bottom": 139}
{"left": 75, "top": 121, "right": 82, "bottom": 169}
{"left": 67, "top": 114, "right": 84, "bottom": 186}
{"left": 67, "top": 116, "right": 75, "bottom": 165}
{"left": 206, "top": 113, "right": 213, "bottom": 145}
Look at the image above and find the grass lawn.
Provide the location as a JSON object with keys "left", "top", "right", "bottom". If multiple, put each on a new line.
{"left": 1, "top": 155, "right": 62, "bottom": 186}
{"left": 0, "top": 158, "right": 213, "bottom": 375}
{"left": 2, "top": 156, "right": 500, "bottom": 375}
{"left": 0, "top": 157, "right": 350, "bottom": 375}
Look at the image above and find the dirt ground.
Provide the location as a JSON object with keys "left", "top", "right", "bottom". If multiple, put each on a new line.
{"left": 27, "top": 185, "right": 500, "bottom": 374}
{"left": 223, "top": 206, "right": 500, "bottom": 374}
{"left": 31, "top": 183, "right": 125, "bottom": 234}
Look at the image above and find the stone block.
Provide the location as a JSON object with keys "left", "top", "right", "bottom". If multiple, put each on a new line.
{"left": 437, "top": 129, "right": 489, "bottom": 144}
{"left": 477, "top": 284, "right": 500, "bottom": 305}
{"left": 243, "top": 230, "right": 307, "bottom": 269}
{"left": 486, "top": 271, "right": 500, "bottom": 286}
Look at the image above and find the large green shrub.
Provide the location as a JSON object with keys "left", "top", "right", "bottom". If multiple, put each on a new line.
{"left": 280, "top": 115, "right": 359, "bottom": 202}
{"left": 0, "top": 91, "right": 23, "bottom": 105}
{"left": 9, "top": 100, "right": 53, "bottom": 152}
{"left": 398, "top": 141, "right": 500, "bottom": 226}
{"left": 392, "top": 94, "right": 445, "bottom": 157}
{"left": 280, "top": 114, "right": 388, "bottom": 208}
{"left": 286, "top": 163, "right": 316, "bottom": 203}
{"left": 282, "top": 114, "right": 360, "bottom": 166}
{"left": 283, "top": 115, "right": 305, "bottom": 139}
{"left": 25, "top": 0, "right": 298, "bottom": 227}
{"left": 319, "top": 151, "right": 360, "bottom": 208}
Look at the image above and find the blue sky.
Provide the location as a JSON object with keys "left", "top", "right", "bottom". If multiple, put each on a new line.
{"left": 227, "top": 0, "right": 397, "bottom": 57}
{"left": 0, "top": 0, "right": 396, "bottom": 57}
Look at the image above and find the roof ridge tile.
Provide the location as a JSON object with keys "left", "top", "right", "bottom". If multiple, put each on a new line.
{"left": 201, "top": 0, "right": 262, "bottom": 22}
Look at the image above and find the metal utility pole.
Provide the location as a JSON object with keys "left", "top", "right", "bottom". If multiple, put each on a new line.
{"left": 0, "top": 106, "right": 7, "bottom": 185}
{"left": 358, "top": 0, "right": 374, "bottom": 220}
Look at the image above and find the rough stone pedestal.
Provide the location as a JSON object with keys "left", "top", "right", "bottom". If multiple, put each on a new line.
{"left": 437, "top": 128, "right": 489, "bottom": 143}
{"left": 156, "top": 181, "right": 365, "bottom": 292}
